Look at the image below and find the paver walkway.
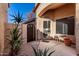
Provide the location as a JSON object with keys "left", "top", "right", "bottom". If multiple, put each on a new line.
{"left": 18, "top": 40, "right": 76, "bottom": 56}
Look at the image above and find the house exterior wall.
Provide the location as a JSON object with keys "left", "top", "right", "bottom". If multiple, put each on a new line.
{"left": 36, "top": 3, "right": 75, "bottom": 41}
{"left": 18, "top": 24, "right": 27, "bottom": 55}
{"left": 36, "top": 17, "right": 54, "bottom": 40}
{"left": 45, "top": 4, "right": 75, "bottom": 41}
{"left": 22, "top": 24, "right": 27, "bottom": 44}
{"left": 0, "top": 3, "right": 8, "bottom": 55}
{"left": 76, "top": 4, "right": 79, "bottom": 55}
{"left": 36, "top": 4, "right": 56, "bottom": 40}
{"left": 52, "top": 4, "right": 75, "bottom": 41}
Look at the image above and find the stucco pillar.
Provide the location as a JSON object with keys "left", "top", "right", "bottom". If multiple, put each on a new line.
{"left": 76, "top": 3, "right": 79, "bottom": 55}
{"left": 22, "top": 24, "right": 27, "bottom": 43}
{"left": 53, "top": 20, "right": 56, "bottom": 36}
{"left": 0, "top": 4, "right": 8, "bottom": 55}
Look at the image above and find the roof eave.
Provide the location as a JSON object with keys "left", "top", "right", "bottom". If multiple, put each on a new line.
{"left": 32, "top": 3, "right": 40, "bottom": 13}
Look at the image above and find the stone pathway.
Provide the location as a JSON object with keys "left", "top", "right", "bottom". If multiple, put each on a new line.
{"left": 18, "top": 40, "right": 76, "bottom": 56}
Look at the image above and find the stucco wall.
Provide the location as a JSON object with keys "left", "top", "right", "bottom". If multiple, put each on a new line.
{"left": 45, "top": 3, "right": 75, "bottom": 40}
{"left": 36, "top": 17, "right": 54, "bottom": 40}
{"left": 3, "top": 23, "right": 27, "bottom": 55}
{"left": 76, "top": 4, "right": 79, "bottom": 55}
{"left": 4, "top": 23, "right": 16, "bottom": 55}
{"left": 0, "top": 3, "right": 8, "bottom": 55}
{"left": 36, "top": 3, "right": 75, "bottom": 41}
{"left": 22, "top": 24, "right": 27, "bottom": 44}
{"left": 36, "top": 4, "right": 55, "bottom": 40}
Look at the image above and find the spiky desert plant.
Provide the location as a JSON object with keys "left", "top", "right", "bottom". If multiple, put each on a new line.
{"left": 10, "top": 11, "right": 24, "bottom": 24}
{"left": 9, "top": 26, "right": 22, "bottom": 55}
{"left": 31, "top": 46, "right": 55, "bottom": 56}
{"left": 9, "top": 11, "right": 24, "bottom": 55}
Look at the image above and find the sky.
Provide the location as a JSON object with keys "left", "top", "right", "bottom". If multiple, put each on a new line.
{"left": 8, "top": 3, "right": 35, "bottom": 23}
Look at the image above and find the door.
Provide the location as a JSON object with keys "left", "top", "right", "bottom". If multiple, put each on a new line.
{"left": 27, "top": 23, "right": 35, "bottom": 42}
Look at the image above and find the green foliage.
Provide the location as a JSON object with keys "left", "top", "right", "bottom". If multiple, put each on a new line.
{"left": 9, "top": 26, "right": 22, "bottom": 55}
{"left": 9, "top": 11, "right": 23, "bottom": 55}
{"left": 31, "top": 46, "right": 55, "bottom": 56}
{"left": 10, "top": 11, "right": 24, "bottom": 24}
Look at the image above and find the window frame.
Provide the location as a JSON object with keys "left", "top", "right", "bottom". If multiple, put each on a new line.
{"left": 56, "top": 16, "right": 75, "bottom": 35}
{"left": 43, "top": 20, "right": 51, "bottom": 34}
{"left": 56, "top": 21, "right": 68, "bottom": 34}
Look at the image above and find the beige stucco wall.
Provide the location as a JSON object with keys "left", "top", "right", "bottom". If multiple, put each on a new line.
{"left": 36, "top": 3, "right": 75, "bottom": 41}
{"left": 36, "top": 17, "right": 54, "bottom": 40}
{"left": 47, "top": 3, "right": 75, "bottom": 39}
{"left": 4, "top": 23, "right": 16, "bottom": 55}
{"left": 3, "top": 23, "right": 27, "bottom": 55}
{"left": 36, "top": 4, "right": 56, "bottom": 40}
{"left": 76, "top": 4, "right": 79, "bottom": 55}
{"left": 0, "top": 3, "right": 8, "bottom": 55}
{"left": 22, "top": 24, "right": 27, "bottom": 44}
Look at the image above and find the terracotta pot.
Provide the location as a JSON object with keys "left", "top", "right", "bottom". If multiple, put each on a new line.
{"left": 64, "top": 37, "right": 71, "bottom": 46}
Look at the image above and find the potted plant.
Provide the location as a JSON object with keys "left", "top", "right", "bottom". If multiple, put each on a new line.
{"left": 64, "top": 37, "right": 72, "bottom": 46}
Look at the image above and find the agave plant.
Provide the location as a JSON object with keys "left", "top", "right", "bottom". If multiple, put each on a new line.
{"left": 9, "top": 11, "right": 24, "bottom": 55}
{"left": 31, "top": 46, "right": 55, "bottom": 56}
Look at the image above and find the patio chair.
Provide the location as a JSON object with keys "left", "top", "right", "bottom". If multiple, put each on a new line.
{"left": 54, "top": 35, "right": 60, "bottom": 42}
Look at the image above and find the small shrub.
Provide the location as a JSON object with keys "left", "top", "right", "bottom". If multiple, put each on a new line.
{"left": 31, "top": 46, "right": 55, "bottom": 56}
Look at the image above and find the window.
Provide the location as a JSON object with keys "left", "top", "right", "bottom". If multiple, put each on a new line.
{"left": 43, "top": 21, "right": 50, "bottom": 34}
{"left": 56, "top": 16, "right": 75, "bottom": 35}
{"left": 56, "top": 21, "right": 68, "bottom": 34}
